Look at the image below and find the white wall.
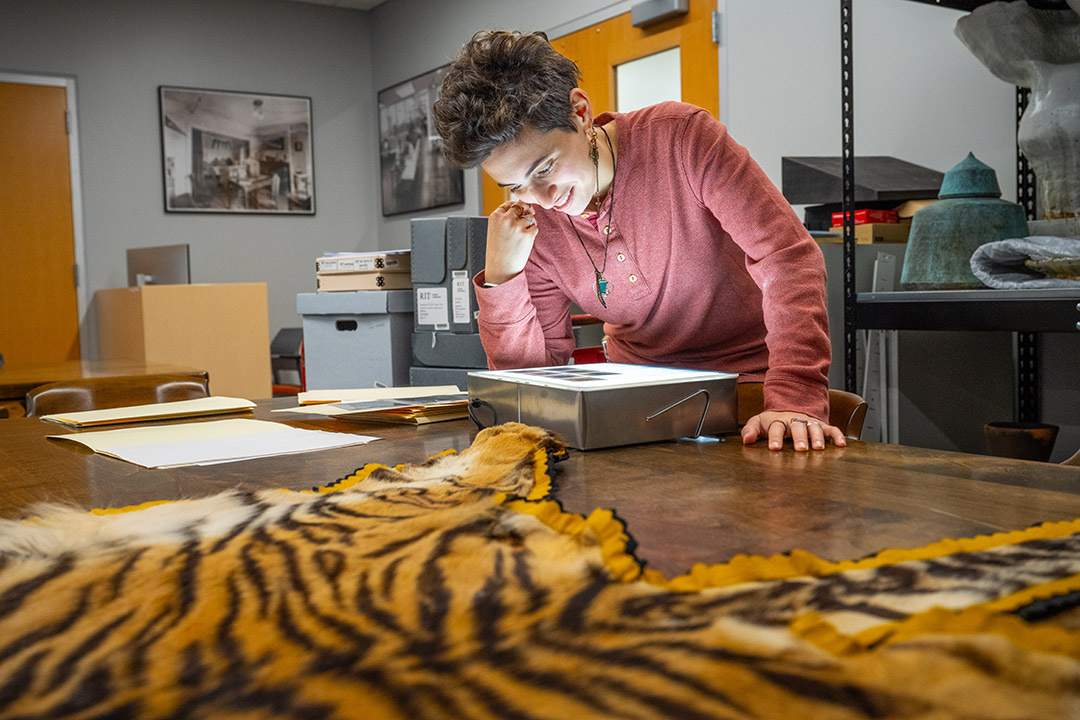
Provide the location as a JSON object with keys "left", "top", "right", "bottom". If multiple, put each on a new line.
{"left": 726, "top": 0, "right": 1016, "bottom": 196}
{"left": 0, "top": 0, "right": 377, "bottom": 353}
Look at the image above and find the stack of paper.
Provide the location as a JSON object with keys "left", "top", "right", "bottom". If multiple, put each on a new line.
{"left": 281, "top": 386, "right": 468, "bottom": 425}
{"left": 329, "top": 394, "right": 469, "bottom": 425}
{"left": 296, "top": 385, "right": 461, "bottom": 406}
{"left": 48, "top": 418, "right": 378, "bottom": 469}
{"left": 41, "top": 396, "right": 257, "bottom": 428}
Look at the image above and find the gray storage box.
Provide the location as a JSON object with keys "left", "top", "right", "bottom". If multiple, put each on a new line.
{"left": 410, "top": 365, "right": 473, "bottom": 391}
{"left": 411, "top": 330, "right": 487, "bottom": 368}
{"left": 298, "top": 290, "right": 413, "bottom": 389}
{"left": 411, "top": 216, "right": 487, "bottom": 334}
{"left": 467, "top": 363, "right": 738, "bottom": 450}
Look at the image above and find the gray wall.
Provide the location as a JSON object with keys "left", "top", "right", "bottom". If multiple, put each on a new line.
{"left": 0, "top": 0, "right": 377, "bottom": 356}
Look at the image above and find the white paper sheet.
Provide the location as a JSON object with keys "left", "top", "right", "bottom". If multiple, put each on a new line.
{"left": 48, "top": 418, "right": 378, "bottom": 469}
{"left": 42, "top": 396, "right": 256, "bottom": 428}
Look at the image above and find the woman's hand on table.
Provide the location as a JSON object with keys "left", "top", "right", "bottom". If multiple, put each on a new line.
{"left": 484, "top": 201, "right": 537, "bottom": 285}
{"left": 741, "top": 411, "right": 847, "bottom": 451}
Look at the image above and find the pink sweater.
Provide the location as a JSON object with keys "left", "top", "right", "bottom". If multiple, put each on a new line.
{"left": 474, "top": 102, "right": 831, "bottom": 420}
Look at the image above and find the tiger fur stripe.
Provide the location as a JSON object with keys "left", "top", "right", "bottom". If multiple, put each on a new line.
{"left": 2, "top": 422, "right": 1080, "bottom": 719}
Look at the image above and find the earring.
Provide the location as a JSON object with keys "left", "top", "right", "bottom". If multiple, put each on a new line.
{"left": 590, "top": 128, "right": 601, "bottom": 210}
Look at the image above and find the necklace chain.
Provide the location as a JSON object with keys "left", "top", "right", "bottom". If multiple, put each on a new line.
{"left": 568, "top": 125, "right": 616, "bottom": 308}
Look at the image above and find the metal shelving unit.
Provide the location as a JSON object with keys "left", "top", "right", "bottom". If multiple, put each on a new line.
{"left": 839, "top": 0, "right": 1080, "bottom": 422}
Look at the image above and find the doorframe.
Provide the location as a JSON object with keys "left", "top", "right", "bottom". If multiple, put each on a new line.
{"left": 0, "top": 71, "right": 89, "bottom": 359}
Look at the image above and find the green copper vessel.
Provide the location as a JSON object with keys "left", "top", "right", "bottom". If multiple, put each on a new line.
{"left": 900, "top": 153, "right": 1029, "bottom": 290}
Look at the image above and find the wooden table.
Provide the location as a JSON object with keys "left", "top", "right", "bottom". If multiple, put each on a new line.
{"left": 3, "top": 399, "right": 1079, "bottom": 578}
{"left": 0, "top": 360, "right": 206, "bottom": 403}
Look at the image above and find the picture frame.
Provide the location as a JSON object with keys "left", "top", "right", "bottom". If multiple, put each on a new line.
{"left": 159, "top": 86, "right": 315, "bottom": 214}
{"left": 378, "top": 66, "right": 464, "bottom": 217}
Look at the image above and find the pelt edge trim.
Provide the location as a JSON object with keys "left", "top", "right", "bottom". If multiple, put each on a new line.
{"left": 500, "top": 497, "right": 645, "bottom": 584}
{"left": 791, "top": 571, "right": 1080, "bottom": 662}
{"left": 662, "top": 518, "right": 1080, "bottom": 591}
{"left": 497, "top": 494, "right": 1080, "bottom": 661}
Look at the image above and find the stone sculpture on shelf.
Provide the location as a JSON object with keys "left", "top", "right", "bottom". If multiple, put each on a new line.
{"left": 954, "top": 0, "right": 1080, "bottom": 237}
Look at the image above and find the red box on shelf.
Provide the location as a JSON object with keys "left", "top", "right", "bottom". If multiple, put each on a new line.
{"left": 830, "top": 209, "right": 899, "bottom": 226}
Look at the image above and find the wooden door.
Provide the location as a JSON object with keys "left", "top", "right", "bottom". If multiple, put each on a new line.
{"left": 482, "top": 0, "right": 719, "bottom": 214}
{"left": 0, "top": 81, "right": 80, "bottom": 365}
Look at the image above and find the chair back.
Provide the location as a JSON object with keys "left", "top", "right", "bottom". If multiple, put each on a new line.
{"left": 736, "top": 382, "right": 868, "bottom": 440}
{"left": 25, "top": 372, "right": 210, "bottom": 417}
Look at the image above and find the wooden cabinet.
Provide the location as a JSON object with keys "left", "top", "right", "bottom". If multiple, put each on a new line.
{"left": 96, "top": 283, "right": 272, "bottom": 400}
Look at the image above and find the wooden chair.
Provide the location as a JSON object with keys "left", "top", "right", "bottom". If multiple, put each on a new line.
{"left": 736, "top": 382, "right": 868, "bottom": 440}
{"left": 25, "top": 373, "right": 210, "bottom": 418}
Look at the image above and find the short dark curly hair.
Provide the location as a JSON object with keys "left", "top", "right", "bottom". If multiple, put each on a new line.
{"left": 433, "top": 30, "right": 582, "bottom": 168}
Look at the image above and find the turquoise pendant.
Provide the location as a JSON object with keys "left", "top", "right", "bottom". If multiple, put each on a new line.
{"left": 595, "top": 271, "right": 610, "bottom": 308}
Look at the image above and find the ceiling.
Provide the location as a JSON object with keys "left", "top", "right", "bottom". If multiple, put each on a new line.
{"left": 284, "top": 0, "right": 389, "bottom": 10}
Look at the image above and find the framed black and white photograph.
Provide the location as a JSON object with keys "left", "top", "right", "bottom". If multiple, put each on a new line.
{"left": 159, "top": 86, "right": 314, "bottom": 214}
{"left": 378, "top": 66, "right": 464, "bottom": 216}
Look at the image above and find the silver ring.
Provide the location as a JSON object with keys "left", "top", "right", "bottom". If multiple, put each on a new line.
{"left": 790, "top": 418, "right": 809, "bottom": 425}
{"left": 806, "top": 420, "right": 821, "bottom": 426}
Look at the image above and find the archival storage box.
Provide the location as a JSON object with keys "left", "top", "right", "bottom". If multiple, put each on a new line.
{"left": 411, "top": 330, "right": 487, "bottom": 369}
{"left": 315, "top": 250, "right": 410, "bottom": 274}
{"left": 467, "top": 363, "right": 738, "bottom": 450}
{"left": 410, "top": 366, "right": 472, "bottom": 391}
{"left": 316, "top": 272, "right": 412, "bottom": 292}
{"left": 411, "top": 216, "right": 487, "bottom": 334}
{"left": 298, "top": 290, "right": 413, "bottom": 389}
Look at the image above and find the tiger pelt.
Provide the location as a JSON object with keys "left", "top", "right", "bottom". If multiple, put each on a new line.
{"left": 2, "top": 422, "right": 1080, "bottom": 719}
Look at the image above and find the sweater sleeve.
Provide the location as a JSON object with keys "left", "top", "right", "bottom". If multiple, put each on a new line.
{"left": 678, "top": 109, "right": 831, "bottom": 420}
{"left": 473, "top": 266, "right": 576, "bottom": 370}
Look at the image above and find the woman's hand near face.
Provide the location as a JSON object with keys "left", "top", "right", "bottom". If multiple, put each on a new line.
{"left": 485, "top": 201, "right": 538, "bottom": 285}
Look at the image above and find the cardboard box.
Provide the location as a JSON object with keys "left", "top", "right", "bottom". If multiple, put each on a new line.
{"left": 315, "top": 251, "right": 410, "bottom": 274}
{"left": 823, "top": 220, "right": 911, "bottom": 244}
{"left": 411, "top": 331, "right": 487, "bottom": 369}
{"left": 830, "top": 209, "right": 899, "bottom": 226}
{"left": 316, "top": 272, "right": 413, "bottom": 292}
{"left": 96, "top": 283, "right": 271, "bottom": 400}
{"left": 467, "top": 364, "right": 738, "bottom": 450}
{"left": 893, "top": 199, "right": 936, "bottom": 218}
{"left": 298, "top": 290, "right": 413, "bottom": 389}
{"left": 411, "top": 216, "right": 487, "bottom": 334}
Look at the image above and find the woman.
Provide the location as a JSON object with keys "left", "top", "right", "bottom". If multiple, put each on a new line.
{"left": 433, "top": 30, "right": 843, "bottom": 452}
